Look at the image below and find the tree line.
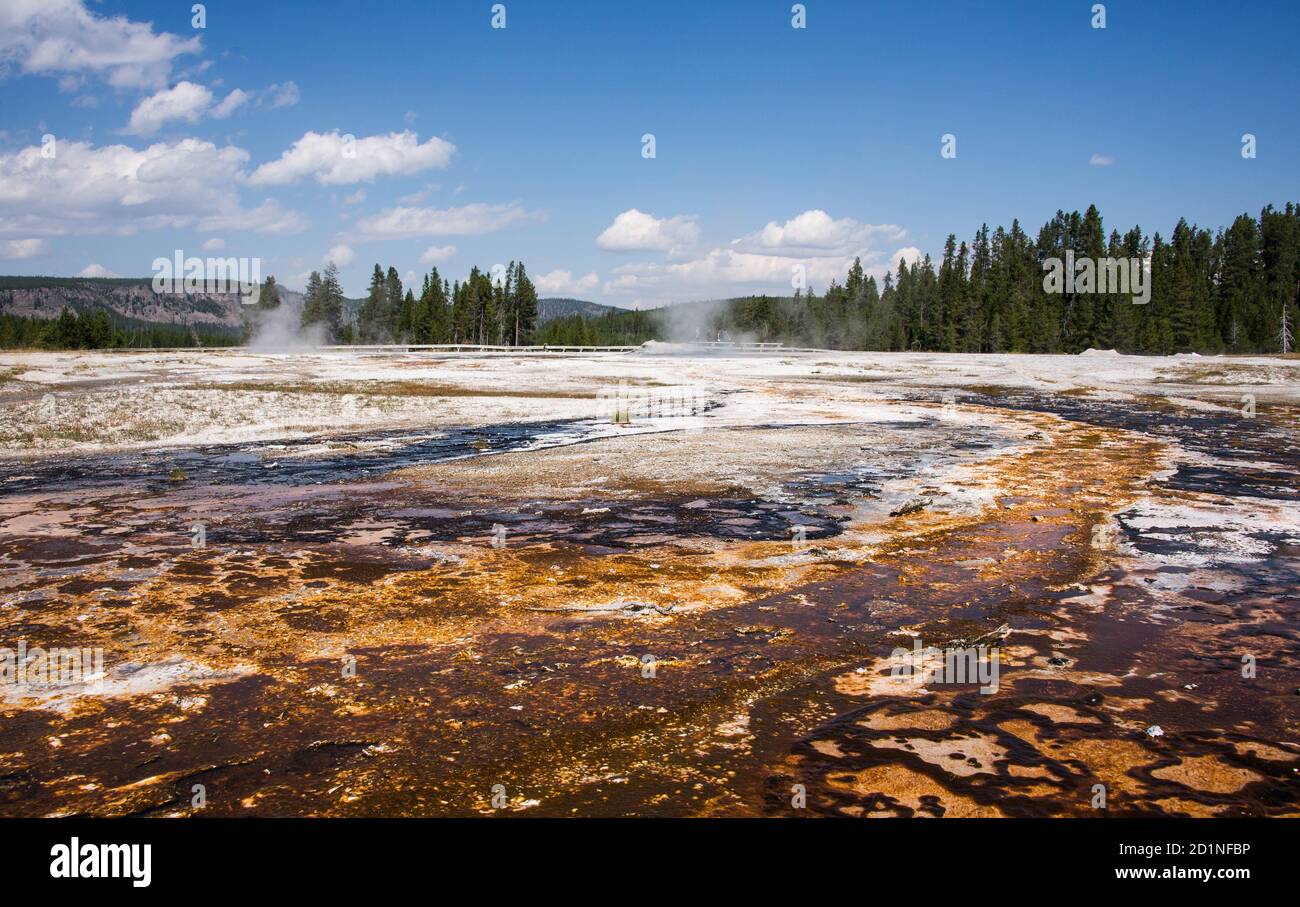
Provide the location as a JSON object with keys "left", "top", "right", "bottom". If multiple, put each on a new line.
{"left": 767, "top": 202, "right": 1298, "bottom": 353}
{"left": 0, "top": 308, "right": 241, "bottom": 350}
{"left": 558, "top": 202, "right": 1300, "bottom": 354}
{"left": 7, "top": 203, "right": 1295, "bottom": 353}
{"left": 281, "top": 261, "right": 540, "bottom": 345}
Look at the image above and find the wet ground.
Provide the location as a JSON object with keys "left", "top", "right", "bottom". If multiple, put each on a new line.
{"left": 0, "top": 357, "right": 1297, "bottom": 817}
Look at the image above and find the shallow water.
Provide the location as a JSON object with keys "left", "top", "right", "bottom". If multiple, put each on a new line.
{"left": 1, "top": 387, "right": 1297, "bottom": 818}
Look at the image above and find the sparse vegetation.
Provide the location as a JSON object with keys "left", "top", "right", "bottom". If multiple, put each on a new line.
{"left": 187, "top": 380, "right": 598, "bottom": 399}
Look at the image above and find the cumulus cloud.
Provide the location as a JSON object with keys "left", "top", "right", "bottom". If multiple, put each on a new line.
{"left": 889, "top": 246, "right": 924, "bottom": 269}
{"left": 600, "top": 210, "right": 916, "bottom": 307}
{"left": 77, "top": 263, "right": 118, "bottom": 278}
{"left": 201, "top": 237, "right": 225, "bottom": 251}
{"left": 604, "top": 248, "right": 849, "bottom": 297}
{"left": 0, "top": 0, "right": 201, "bottom": 89}
{"left": 211, "top": 88, "right": 249, "bottom": 119}
{"left": 353, "top": 202, "right": 545, "bottom": 240}
{"left": 124, "top": 82, "right": 249, "bottom": 134}
{"left": 1089, "top": 153, "right": 1115, "bottom": 166}
{"left": 535, "top": 269, "right": 600, "bottom": 295}
{"left": 342, "top": 188, "right": 366, "bottom": 206}
{"left": 419, "top": 244, "right": 456, "bottom": 264}
{"left": 249, "top": 130, "right": 456, "bottom": 186}
{"left": 325, "top": 244, "right": 356, "bottom": 267}
{"left": 0, "top": 138, "right": 309, "bottom": 237}
{"left": 732, "top": 209, "right": 906, "bottom": 256}
{"left": 596, "top": 208, "right": 700, "bottom": 255}
{"left": 0, "top": 238, "right": 49, "bottom": 260}
{"left": 124, "top": 81, "right": 211, "bottom": 134}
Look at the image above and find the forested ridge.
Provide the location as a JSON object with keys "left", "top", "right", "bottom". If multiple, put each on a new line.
{"left": 0, "top": 307, "right": 240, "bottom": 349}
{"left": 290, "top": 261, "right": 539, "bottom": 346}
{"left": 545, "top": 203, "right": 1300, "bottom": 354}
{"left": 6, "top": 203, "right": 1297, "bottom": 353}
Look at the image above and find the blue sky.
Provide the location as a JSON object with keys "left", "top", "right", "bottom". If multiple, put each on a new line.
{"left": 1, "top": 0, "right": 1296, "bottom": 304}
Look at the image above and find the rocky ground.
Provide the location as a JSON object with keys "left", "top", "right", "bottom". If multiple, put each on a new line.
{"left": 0, "top": 347, "right": 1296, "bottom": 816}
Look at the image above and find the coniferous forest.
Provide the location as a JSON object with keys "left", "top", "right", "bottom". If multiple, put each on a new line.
{"left": 541, "top": 203, "right": 1300, "bottom": 354}
{"left": 6, "top": 204, "right": 1297, "bottom": 354}
{"left": 0, "top": 307, "right": 241, "bottom": 350}
{"left": 293, "top": 260, "right": 539, "bottom": 346}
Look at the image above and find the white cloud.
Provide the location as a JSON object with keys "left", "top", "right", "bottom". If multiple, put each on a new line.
{"left": 535, "top": 269, "right": 600, "bottom": 295}
{"left": 733, "top": 209, "right": 906, "bottom": 256}
{"left": 0, "top": 0, "right": 201, "bottom": 89}
{"left": 0, "top": 238, "right": 48, "bottom": 260}
{"left": 600, "top": 211, "right": 916, "bottom": 307}
{"left": 124, "top": 82, "right": 250, "bottom": 134}
{"left": 259, "top": 81, "right": 300, "bottom": 109}
{"left": 596, "top": 208, "right": 700, "bottom": 255}
{"left": 889, "top": 246, "right": 924, "bottom": 269}
{"left": 342, "top": 188, "right": 366, "bottom": 206}
{"left": 605, "top": 248, "right": 850, "bottom": 296}
{"left": 353, "top": 202, "right": 545, "bottom": 240}
{"left": 77, "top": 263, "right": 117, "bottom": 278}
{"left": 196, "top": 199, "right": 310, "bottom": 235}
{"left": 325, "top": 244, "right": 356, "bottom": 267}
{"left": 1089, "top": 153, "right": 1115, "bottom": 166}
{"left": 0, "top": 138, "right": 309, "bottom": 237}
{"left": 125, "top": 81, "right": 212, "bottom": 135}
{"left": 419, "top": 244, "right": 456, "bottom": 265}
{"left": 201, "top": 237, "right": 225, "bottom": 251}
{"left": 211, "top": 88, "right": 249, "bottom": 119}
{"left": 249, "top": 130, "right": 456, "bottom": 186}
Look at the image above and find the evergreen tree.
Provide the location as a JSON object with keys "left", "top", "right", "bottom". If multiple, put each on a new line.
{"left": 358, "top": 263, "right": 388, "bottom": 343}
{"left": 385, "top": 267, "right": 404, "bottom": 338}
{"left": 255, "top": 276, "right": 281, "bottom": 310}
{"left": 301, "top": 266, "right": 344, "bottom": 341}
{"left": 513, "top": 261, "right": 538, "bottom": 345}
{"left": 397, "top": 289, "right": 416, "bottom": 340}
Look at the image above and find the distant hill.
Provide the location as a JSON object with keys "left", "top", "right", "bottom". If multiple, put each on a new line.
{"left": 0, "top": 276, "right": 365, "bottom": 334}
{"left": 0, "top": 275, "right": 246, "bottom": 337}
{"left": 537, "top": 297, "right": 621, "bottom": 322}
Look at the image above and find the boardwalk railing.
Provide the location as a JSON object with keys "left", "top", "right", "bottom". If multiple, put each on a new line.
{"left": 322, "top": 341, "right": 817, "bottom": 354}
{"left": 318, "top": 343, "right": 642, "bottom": 353}
{"left": 690, "top": 340, "right": 786, "bottom": 352}
{"left": 100, "top": 340, "right": 836, "bottom": 355}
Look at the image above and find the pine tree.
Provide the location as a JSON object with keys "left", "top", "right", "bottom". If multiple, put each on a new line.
{"left": 397, "top": 289, "right": 416, "bottom": 340}
{"left": 513, "top": 261, "right": 538, "bottom": 345}
{"left": 1260, "top": 203, "right": 1300, "bottom": 353}
{"left": 255, "top": 276, "right": 281, "bottom": 310}
{"left": 846, "top": 257, "right": 865, "bottom": 302}
{"left": 300, "top": 270, "right": 325, "bottom": 334}
{"left": 301, "top": 264, "right": 344, "bottom": 342}
{"left": 385, "top": 267, "right": 404, "bottom": 338}
{"left": 358, "top": 264, "right": 387, "bottom": 343}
